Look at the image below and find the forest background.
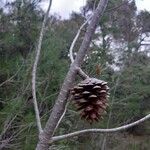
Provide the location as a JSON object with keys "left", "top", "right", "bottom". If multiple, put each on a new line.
{"left": 0, "top": 0, "right": 150, "bottom": 149}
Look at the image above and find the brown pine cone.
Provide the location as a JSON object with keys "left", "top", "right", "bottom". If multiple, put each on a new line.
{"left": 71, "top": 78, "right": 109, "bottom": 123}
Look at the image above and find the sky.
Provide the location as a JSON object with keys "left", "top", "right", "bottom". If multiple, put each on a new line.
{"left": 40, "top": 0, "right": 86, "bottom": 19}
{"left": 136, "top": 0, "right": 150, "bottom": 11}
{"left": 40, "top": 0, "right": 150, "bottom": 19}
{"left": 1, "top": 0, "right": 150, "bottom": 19}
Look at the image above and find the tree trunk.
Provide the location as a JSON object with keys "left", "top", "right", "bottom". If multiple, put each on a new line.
{"left": 36, "top": 0, "right": 108, "bottom": 149}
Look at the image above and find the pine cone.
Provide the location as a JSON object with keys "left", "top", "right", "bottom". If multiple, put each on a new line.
{"left": 71, "top": 78, "right": 109, "bottom": 123}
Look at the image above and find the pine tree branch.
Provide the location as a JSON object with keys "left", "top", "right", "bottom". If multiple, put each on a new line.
{"left": 36, "top": 0, "right": 108, "bottom": 149}
{"left": 51, "top": 18, "right": 91, "bottom": 141}
{"left": 69, "top": 18, "right": 90, "bottom": 63}
{"left": 51, "top": 114, "right": 150, "bottom": 143}
{"left": 69, "top": 18, "right": 90, "bottom": 80}
{"left": 76, "top": 67, "right": 89, "bottom": 79}
{"left": 51, "top": 102, "right": 69, "bottom": 136}
{"left": 32, "top": 0, "right": 52, "bottom": 134}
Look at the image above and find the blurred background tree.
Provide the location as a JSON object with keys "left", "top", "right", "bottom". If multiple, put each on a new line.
{"left": 0, "top": 0, "right": 150, "bottom": 149}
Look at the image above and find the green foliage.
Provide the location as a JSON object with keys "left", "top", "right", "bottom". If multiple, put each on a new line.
{"left": 0, "top": 0, "right": 42, "bottom": 58}
{"left": 0, "top": 0, "right": 150, "bottom": 149}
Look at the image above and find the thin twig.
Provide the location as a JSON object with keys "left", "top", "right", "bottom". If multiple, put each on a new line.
{"left": 51, "top": 113, "right": 150, "bottom": 143}
{"left": 69, "top": 18, "right": 90, "bottom": 63}
{"left": 31, "top": 0, "right": 52, "bottom": 134}
{"left": 69, "top": 17, "right": 91, "bottom": 79}
{"left": 0, "top": 64, "right": 23, "bottom": 87}
{"left": 76, "top": 67, "right": 89, "bottom": 79}
{"left": 52, "top": 102, "right": 70, "bottom": 136}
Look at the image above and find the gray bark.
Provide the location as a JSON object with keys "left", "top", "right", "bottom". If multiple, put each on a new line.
{"left": 36, "top": 0, "right": 108, "bottom": 149}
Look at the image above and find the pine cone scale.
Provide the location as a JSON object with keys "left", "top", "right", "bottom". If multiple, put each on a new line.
{"left": 71, "top": 78, "right": 109, "bottom": 123}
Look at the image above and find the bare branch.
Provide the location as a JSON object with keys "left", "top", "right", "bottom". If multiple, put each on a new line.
{"left": 36, "top": 0, "right": 108, "bottom": 149}
{"left": 52, "top": 102, "right": 70, "bottom": 136}
{"left": 69, "top": 18, "right": 91, "bottom": 79}
{"left": 69, "top": 18, "right": 90, "bottom": 63}
{"left": 76, "top": 67, "right": 89, "bottom": 79}
{"left": 32, "top": 0, "right": 52, "bottom": 134}
{"left": 51, "top": 114, "right": 150, "bottom": 142}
